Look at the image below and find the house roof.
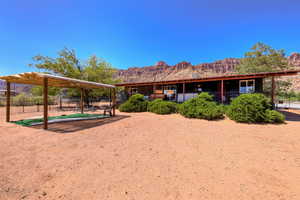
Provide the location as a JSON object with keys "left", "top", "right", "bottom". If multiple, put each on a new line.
{"left": 115, "top": 70, "right": 300, "bottom": 87}
{"left": 0, "top": 72, "right": 115, "bottom": 89}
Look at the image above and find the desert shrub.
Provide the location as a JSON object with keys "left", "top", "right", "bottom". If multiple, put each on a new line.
{"left": 178, "top": 92, "right": 224, "bottom": 120}
{"left": 226, "top": 93, "right": 284, "bottom": 123}
{"left": 118, "top": 94, "right": 148, "bottom": 112}
{"left": 48, "top": 96, "right": 56, "bottom": 105}
{"left": 265, "top": 109, "right": 285, "bottom": 123}
{"left": 12, "top": 93, "right": 32, "bottom": 106}
{"left": 148, "top": 99, "right": 178, "bottom": 114}
{"left": 220, "top": 104, "right": 230, "bottom": 113}
{"left": 32, "top": 96, "right": 44, "bottom": 105}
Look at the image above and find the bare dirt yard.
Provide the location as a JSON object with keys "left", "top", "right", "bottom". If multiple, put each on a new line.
{"left": 0, "top": 107, "right": 300, "bottom": 200}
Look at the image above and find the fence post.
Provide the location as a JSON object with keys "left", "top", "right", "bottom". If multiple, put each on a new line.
{"left": 271, "top": 76, "right": 276, "bottom": 108}
{"left": 6, "top": 82, "right": 11, "bottom": 122}
{"left": 43, "top": 78, "right": 48, "bottom": 130}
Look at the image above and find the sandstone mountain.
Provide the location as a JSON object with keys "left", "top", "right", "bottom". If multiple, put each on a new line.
{"left": 0, "top": 81, "right": 32, "bottom": 94}
{"left": 116, "top": 53, "right": 300, "bottom": 91}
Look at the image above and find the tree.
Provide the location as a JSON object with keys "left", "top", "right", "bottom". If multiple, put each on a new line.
{"left": 236, "top": 42, "right": 294, "bottom": 96}
{"left": 31, "top": 86, "right": 60, "bottom": 96}
{"left": 30, "top": 48, "right": 120, "bottom": 103}
{"left": 236, "top": 42, "right": 291, "bottom": 73}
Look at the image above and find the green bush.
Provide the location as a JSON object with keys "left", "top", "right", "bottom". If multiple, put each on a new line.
{"left": 226, "top": 93, "right": 284, "bottom": 123}
{"left": 32, "top": 96, "right": 56, "bottom": 105}
{"left": 265, "top": 109, "right": 285, "bottom": 123}
{"left": 11, "top": 94, "right": 56, "bottom": 106}
{"left": 178, "top": 92, "right": 224, "bottom": 120}
{"left": 148, "top": 99, "right": 178, "bottom": 114}
{"left": 32, "top": 96, "right": 44, "bottom": 105}
{"left": 118, "top": 94, "right": 148, "bottom": 112}
{"left": 12, "top": 93, "right": 31, "bottom": 106}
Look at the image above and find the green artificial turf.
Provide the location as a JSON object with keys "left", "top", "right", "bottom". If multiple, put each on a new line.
{"left": 11, "top": 113, "right": 109, "bottom": 127}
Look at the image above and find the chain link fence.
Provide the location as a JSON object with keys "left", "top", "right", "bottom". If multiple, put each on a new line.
{"left": 0, "top": 95, "right": 112, "bottom": 115}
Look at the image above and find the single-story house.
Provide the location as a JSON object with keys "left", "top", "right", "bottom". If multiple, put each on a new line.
{"left": 115, "top": 70, "right": 300, "bottom": 104}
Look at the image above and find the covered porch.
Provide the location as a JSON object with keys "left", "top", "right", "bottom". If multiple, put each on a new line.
{"left": 116, "top": 70, "right": 300, "bottom": 105}
{"left": 124, "top": 78, "right": 264, "bottom": 104}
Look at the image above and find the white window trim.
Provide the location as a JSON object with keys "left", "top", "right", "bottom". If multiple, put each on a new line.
{"left": 239, "top": 79, "right": 255, "bottom": 94}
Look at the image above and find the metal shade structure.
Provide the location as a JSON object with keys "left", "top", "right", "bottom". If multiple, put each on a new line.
{"left": 0, "top": 72, "right": 115, "bottom": 89}
{"left": 0, "top": 72, "right": 116, "bottom": 129}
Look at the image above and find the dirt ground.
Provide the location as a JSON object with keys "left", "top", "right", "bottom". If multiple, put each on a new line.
{"left": 0, "top": 107, "right": 300, "bottom": 200}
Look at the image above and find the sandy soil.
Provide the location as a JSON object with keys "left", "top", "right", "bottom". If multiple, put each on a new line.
{"left": 0, "top": 107, "right": 300, "bottom": 200}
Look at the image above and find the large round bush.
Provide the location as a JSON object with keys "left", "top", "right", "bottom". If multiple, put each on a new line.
{"left": 148, "top": 99, "right": 178, "bottom": 115}
{"left": 178, "top": 92, "right": 224, "bottom": 120}
{"left": 226, "top": 93, "right": 284, "bottom": 123}
{"left": 118, "top": 94, "right": 148, "bottom": 112}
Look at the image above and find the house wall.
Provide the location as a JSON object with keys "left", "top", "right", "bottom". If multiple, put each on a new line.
{"left": 124, "top": 77, "right": 264, "bottom": 103}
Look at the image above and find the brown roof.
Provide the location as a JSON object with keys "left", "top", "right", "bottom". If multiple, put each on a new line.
{"left": 0, "top": 72, "right": 115, "bottom": 89}
{"left": 115, "top": 70, "right": 300, "bottom": 87}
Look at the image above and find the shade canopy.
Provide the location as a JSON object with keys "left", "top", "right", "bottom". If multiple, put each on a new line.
{"left": 0, "top": 72, "right": 115, "bottom": 89}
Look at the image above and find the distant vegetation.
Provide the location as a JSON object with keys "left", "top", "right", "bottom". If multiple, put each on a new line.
{"left": 277, "top": 91, "right": 300, "bottom": 101}
{"left": 0, "top": 93, "right": 56, "bottom": 109}
{"left": 12, "top": 93, "right": 56, "bottom": 106}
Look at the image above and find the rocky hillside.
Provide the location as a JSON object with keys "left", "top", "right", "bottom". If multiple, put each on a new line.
{"left": 116, "top": 53, "right": 300, "bottom": 91}
{"left": 287, "top": 53, "right": 300, "bottom": 91}
{"left": 0, "top": 81, "right": 32, "bottom": 94}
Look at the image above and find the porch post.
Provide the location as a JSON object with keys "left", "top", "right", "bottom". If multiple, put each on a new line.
{"left": 112, "top": 88, "right": 116, "bottom": 116}
{"left": 221, "top": 80, "right": 224, "bottom": 103}
{"left": 271, "top": 76, "right": 276, "bottom": 108}
{"left": 43, "top": 78, "right": 48, "bottom": 130}
{"left": 80, "top": 88, "right": 84, "bottom": 114}
{"left": 6, "top": 82, "right": 11, "bottom": 122}
{"left": 109, "top": 88, "right": 112, "bottom": 107}
{"left": 183, "top": 82, "right": 186, "bottom": 102}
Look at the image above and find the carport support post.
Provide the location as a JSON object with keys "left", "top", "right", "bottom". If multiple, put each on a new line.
{"left": 271, "top": 76, "right": 276, "bottom": 108}
{"left": 80, "top": 88, "right": 84, "bottom": 114}
{"left": 43, "top": 78, "right": 48, "bottom": 130}
{"left": 112, "top": 88, "right": 116, "bottom": 116}
{"left": 109, "top": 88, "right": 112, "bottom": 107}
{"left": 221, "top": 80, "right": 224, "bottom": 103}
{"left": 6, "top": 82, "right": 11, "bottom": 122}
{"left": 183, "top": 82, "right": 186, "bottom": 102}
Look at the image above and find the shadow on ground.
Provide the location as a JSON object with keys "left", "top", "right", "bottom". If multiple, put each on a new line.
{"left": 279, "top": 110, "right": 300, "bottom": 122}
{"left": 32, "top": 115, "right": 130, "bottom": 133}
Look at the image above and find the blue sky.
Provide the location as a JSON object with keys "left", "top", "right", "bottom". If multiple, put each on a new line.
{"left": 1, "top": 0, "right": 300, "bottom": 75}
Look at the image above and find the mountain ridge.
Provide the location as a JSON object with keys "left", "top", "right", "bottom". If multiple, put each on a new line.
{"left": 116, "top": 53, "right": 300, "bottom": 91}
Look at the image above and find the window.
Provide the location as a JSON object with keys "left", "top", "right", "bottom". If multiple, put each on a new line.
{"left": 239, "top": 80, "right": 255, "bottom": 94}
{"left": 131, "top": 87, "right": 138, "bottom": 94}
